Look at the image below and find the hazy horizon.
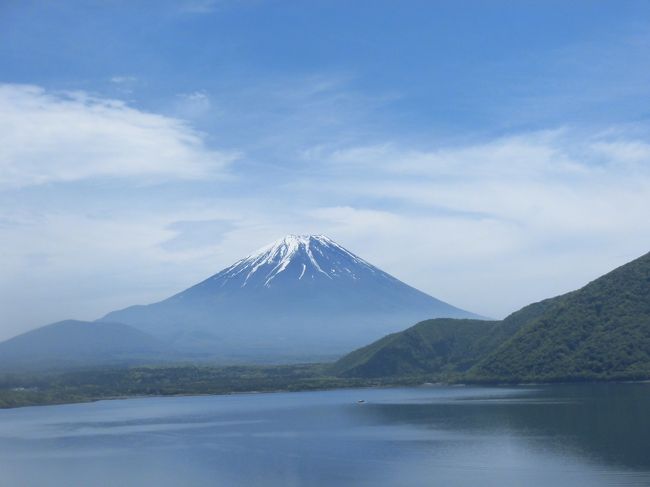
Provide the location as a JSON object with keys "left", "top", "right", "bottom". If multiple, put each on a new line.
{"left": 3, "top": 1, "right": 650, "bottom": 340}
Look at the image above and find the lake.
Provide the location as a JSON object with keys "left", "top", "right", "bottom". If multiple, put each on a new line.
{"left": 0, "top": 383, "right": 649, "bottom": 486}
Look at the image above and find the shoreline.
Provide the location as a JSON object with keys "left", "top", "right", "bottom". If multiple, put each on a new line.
{"left": 2, "top": 376, "right": 650, "bottom": 411}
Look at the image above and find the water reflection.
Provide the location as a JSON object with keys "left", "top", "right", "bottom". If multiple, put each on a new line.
{"left": 0, "top": 384, "right": 648, "bottom": 486}
{"left": 361, "top": 384, "right": 650, "bottom": 469}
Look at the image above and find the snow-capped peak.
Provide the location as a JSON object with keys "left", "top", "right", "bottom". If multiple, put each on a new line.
{"left": 213, "top": 234, "right": 385, "bottom": 289}
{"left": 248, "top": 234, "right": 334, "bottom": 260}
{"left": 107, "top": 232, "right": 476, "bottom": 360}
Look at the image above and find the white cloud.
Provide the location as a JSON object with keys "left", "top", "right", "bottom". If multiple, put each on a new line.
{"left": 0, "top": 206, "right": 242, "bottom": 340}
{"left": 0, "top": 84, "right": 239, "bottom": 188}
{"left": 310, "top": 130, "right": 650, "bottom": 235}
{"left": 291, "top": 129, "right": 650, "bottom": 316}
{"left": 3, "top": 103, "right": 650, "bottom": 336}
{"left": 324, "top": 130, "right": 595, "bottom": 179}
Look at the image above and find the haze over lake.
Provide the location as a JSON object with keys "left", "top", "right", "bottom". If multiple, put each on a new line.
{"left": 1, "top": 384, "right": 649, "bottom": 487}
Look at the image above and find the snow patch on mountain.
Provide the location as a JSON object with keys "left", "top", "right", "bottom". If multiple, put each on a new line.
{"left": 214, "top": 234, "right": 385, "bottom": 289}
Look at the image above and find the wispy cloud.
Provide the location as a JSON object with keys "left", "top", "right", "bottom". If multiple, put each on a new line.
{"left": 204, "top": 73, "right": 396, "bottom": 158}
{"left": 285, "top": 128, "right": 650, "bottom": 315}
{"left": 174, "top": 90, "right": 214, "bottom": 119}
{"left": 0, "top": 206, "right": 241, "bottom": 340}
{"left": 0, "top": 84, "right": 239, "bottom": 189}
{"left": 109, "top": 76, "right": 137, "bottom": 85}
{"left": 3, "top": 121, "right": 650, "bottom": 333}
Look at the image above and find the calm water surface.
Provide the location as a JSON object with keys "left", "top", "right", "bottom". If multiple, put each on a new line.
{"left": 0, "top": 383, "right": 649, "bottom": 486}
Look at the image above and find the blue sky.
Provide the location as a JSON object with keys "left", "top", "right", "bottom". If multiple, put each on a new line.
{"left": 2, "top": 0, "right": 650, "bottom": 338}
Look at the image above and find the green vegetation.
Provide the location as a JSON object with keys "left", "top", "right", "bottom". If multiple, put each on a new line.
{"left": 335, "top": 251, "right": 650, "bottom": 384}
{"left": 330, "top": 319, "right": 499, "bottom": 378}
{"left": 0, "top": 364, "right": 422, "bottom": 409}
{"left": 331, "top": 299, "right": 554, "bottom": 378}
{"left": 470, "top": 251, "right": 650, "bottom": 383}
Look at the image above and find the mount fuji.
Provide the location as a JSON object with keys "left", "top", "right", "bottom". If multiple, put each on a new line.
{"left": 103, "top": 235, "right": 480, "bottom": 360}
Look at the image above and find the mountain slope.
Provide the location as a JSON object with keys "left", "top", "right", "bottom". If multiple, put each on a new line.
{"left": 0, "top": 320, "right": 169, "bottom": 369}
{"left": 331, "top": 319, "right": 496, "bottom": 378}
{"left": 334, "top": 251, "right": 650, "bottom": 382}
{"left": 470, "top": 251, "right": 650, "bottom": 382}
{"left": 103, "top": 235, "right": 479, "bottom": 360}
{"left": 332, "top": 299, "right": 554, "bottom": 377}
